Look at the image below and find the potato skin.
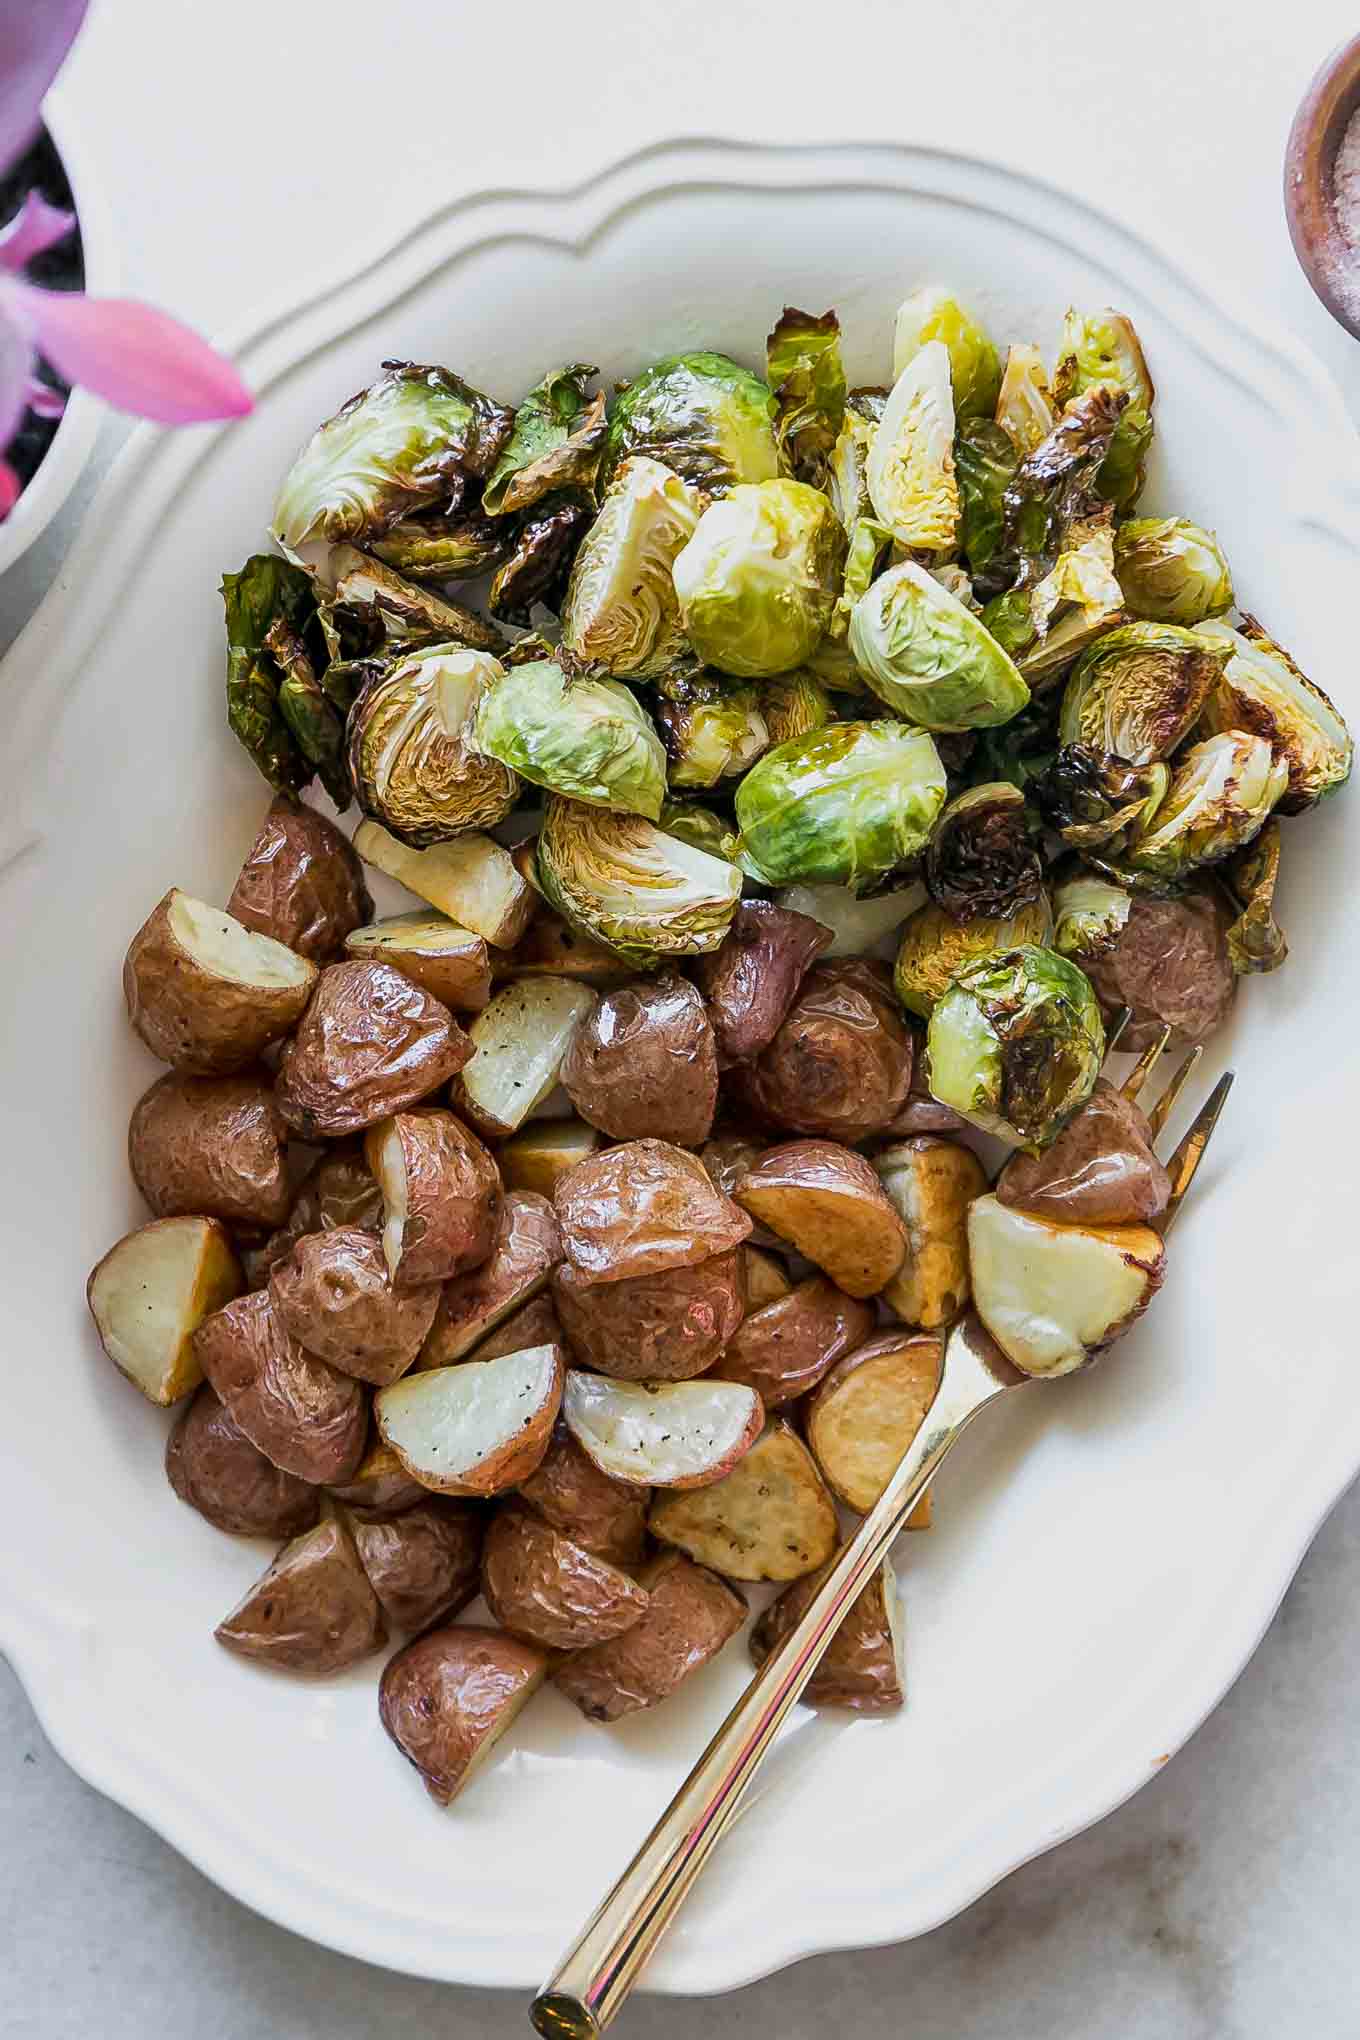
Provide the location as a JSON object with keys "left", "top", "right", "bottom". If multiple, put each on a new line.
{"left": 420, "top": 1191, "right": 560, "bottom": 1366}
{"left": 730, "top": 959, "right": 913, "bottom": 1143}
{"left": 368, "top": 1108, "right": 502, "bottom": 1288}
{"left": 269, "top": 1228, "right": 440, "bottom": 1385}
{"left": 192, "top": 1288, "right": 369, "bottom": 1484}
{"left": 328, "top": 1438, "right": 427, "bottom": 1516}
{"left": 995, "top": 1078, "right": 1171, "bottom": 1224}
{"left": 380, "top": 1625, "right": 547, "bottom": 1805}
{"left": 256, "top": 1143, "right": 384, "bottom": 1280}
{"left": 349, "top": 1501, "right": 484, "bottom": 1633}
{"left": 515, "top": 1420, "right": 649, "bottom": 1564}
{"left": 129, "top": 1071, "right": 291, "bottom": 1228}
{"left": 124, "top": 891, "right": 317, "bottom": 1074}
{"left": 227, "top": 797, "right": 373, "bottom": 964}
{"left": 750, "top": 1555, "right": 904, "bottom": 1712}
{"left": 560, "top": 975, "right": 718, "bottom": 1145}
{"left": 554, "top": 1138, "right": 751, "bottom": 1286}
{"left": 713, "top": 1276, "right": 874, "bottom": 1408}
{"left": 464, "top": 1292, "right": 562, "bottom": 1366}
{"left": 734, "top": 1140, "right": 908, "bottom": 1299}
{"left": 166, "top": 1384, "right": 321, "bottom": 1538}
{"left": 275, "top": 961, "right": 473, "bottom": 1137}
{"left": 481, "top": 1503, "right": 649, "bottom": 1650}
{"left": 552, "top": 1552, "right": 746, "bottom": 1722}
{"left": 694, "top": 901, "right": 833, "bottom": 1063}
{"left": 552, "top": 1249, "right": 745, "bottom": 1382}
{"left": 216, "top": 1516, "right": 387, "bottom": 1675}
{"left": 1083, "top": 886, "right": 1235, "bottom": 1051}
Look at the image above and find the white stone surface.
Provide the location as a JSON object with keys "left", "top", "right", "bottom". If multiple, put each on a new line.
{"left": 4, "top": 0, "right": 1360, "bottom": 2030}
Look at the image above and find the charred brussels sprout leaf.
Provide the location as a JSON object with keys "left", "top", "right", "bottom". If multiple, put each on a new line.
{"left": 1052, "top": 872, "right": 1133, "bottom": 963}
{"left": 1052, "top": 309, "right": 1154, "bottom": 512}
{"left": 892, "top": 286, "right": 1001, "bottom": 424}
{"left": 893, "top": 895, "right": 1053, "bottom": 1018}
{"left": 1021, "top": 510, "right": 1126, "bottom": 680}
{"left": 966, "top": 694, "right": 1062, "bottom": 795}
{"left": 329, "top": 545, "right": 504, "bottom": 654}
{"left": 956, "top": 419, "right": 1019, "bottom": 591}
{"left": 347, "top": 644, "right": 519, "bottom": 844}
{"left": 605, "top": 351, "right": 779, "bottom": 494}
{"left": 734, "top": 720, "right": 946, "bottom": 893}
{"left": 926, "top": 944, "right": 1105, "bottom": 1152}
{"left": 757, "top": 669, "right": 835, "bottom": 746}
{"left": 561, "top": 455, "right": 702, "bottom": 678}
{"left": 1124, "top": 730, "right": 1288, "bottom": 879}
{"left": 488, "top": 500, "right": 591, "bottom": 623}
{"left": 925, "top": 782, "right": 1045, "bottom": 923}
{"left": 268, "top": 615, "right": 349, "bottom": 808}
{"left": 482, "top": 365, "right": 607, "bottom": 517}
{"left": 848, "top": 559, "right": 1030, "bottom": 731}
{"left": 366, "top": 512, "right": 511, "bottom": 582}
{"left": 223, "top": 554, "right": 322, "bottom": 798}
{"left": 473, "top": 657, "right": 667, "bottom": 817}
{"left": 766, "top": 307, "right": 846, "bottom": 490}
{"left": 866, "top": 341, "right": 959, "bottom": 553}
{"left": 272, "top": 361, "right": 513, "bottom": 568}
{"left": 1113, "top": 518, "right": 1233, "bottom": 625}
{"left": 673, "top": 479, "right": 846, "bottom": 679}
{"left": 537, "top": 795, "right": 742, "bottom": 964}
{"left": 994, "top": 343, "right": 1056, "bottom": 455}
{"left": 1196, "top": 616, "right": 1352, "bottom": 812}
{"left": 1222, "top": 819, "right": 1287, "bottom": 974}
{"left": 1000, "top": 386, "right": 1127, "bottom": 590}
{"left": 1036, "top": 745, "right": 1169, "bottom": 853}
{"left": 657, "top": 685, "right": 769, "bottom": 789}
{"left": 1059, "top": 622, "right": 1228, "bottom": 765}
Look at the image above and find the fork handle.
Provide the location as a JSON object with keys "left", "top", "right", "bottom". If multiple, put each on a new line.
{"left": 530, "top": 1320, "right": 1021, "bottom": 2038}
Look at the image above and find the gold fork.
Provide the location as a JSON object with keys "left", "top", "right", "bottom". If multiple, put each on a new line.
{"left": 530, "top": 1024, "right": 1233, "bottom": 2037}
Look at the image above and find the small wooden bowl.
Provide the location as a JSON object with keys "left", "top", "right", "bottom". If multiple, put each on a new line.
{"left": 1285, "top": 33, "right": 1360, "bottom": 339}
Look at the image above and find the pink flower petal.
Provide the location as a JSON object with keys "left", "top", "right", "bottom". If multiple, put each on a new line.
{"left": 0, "top": 190, "right": 75, "bottom": 272}
{"left": 5, "top": 283, "right": 253, "bottom": 423}
{"left": 0, "top": 303, "right": 34, "bottom": 451}
{"left": 0, "top": 457, "right": 21, "bottom": 519}
{"left": 25, "top": 372, "right": 65, "bottom": 419}
{"left": 0, "top": 0, "right": 88, "bottom": 179}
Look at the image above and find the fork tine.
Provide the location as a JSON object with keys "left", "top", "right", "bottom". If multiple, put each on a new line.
{"left": 1121, "top": 1023, "right": 1173, "bottom": 1102}
{"left": 1145, "top": 1044, "right": 1204, "bottom": 1142}
{"left": 1157, "top": 1071, "right": 1234, "bottom": 1237}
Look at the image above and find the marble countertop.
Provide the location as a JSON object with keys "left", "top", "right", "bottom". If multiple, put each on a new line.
{"left": 5, "top": 0, "right": 1360, "bottom": 2031}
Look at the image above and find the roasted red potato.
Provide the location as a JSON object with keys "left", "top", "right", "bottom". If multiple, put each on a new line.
{"left": 268, "top": 1228, "right": 440, "bottom": 1385}
{"left": 560, "top": 975, "right": 718, "bottom": 1144}
{"left": 562, "top": 1371, "right": 763, "bottom": 1489}
{"left": 713, "top": 1275, "right": 873, "bottom": 1407}
{"left": 124, "top": 889, "right": 317, "bottom": 1074}
{"left": 128, "top": 1070, "right": 292, "bottom": 1228}
{"left": 731, "top": 959, "right": 913, "bottom": 1143}
{"left": 995, "top": 1078, "right": 1171, "bottom": 1225}
{"left": 496, "top": 1118, "right": 601, "bottom": 1201}
{"left": 166, "top": 1384, "right": 322, "bottom": 1539}
{"left": 227, "top": 796, "right": 373, "bottom": 963}
{"left": 553, "top": 1138, "right": 750, "bottom": 1285}
{"left": 481, "top": 1502, "right": 649, "bottom": 1650}
{"left": 967, "top": 1194, "right": 1166, "bottom": 1378}
{"left": 88, "top": 1215, "right": 243, "bottom": 1406}
{"left": 349, "top": 1501, "right": 484, "bottom": 1633}
{"left": 344, "top": 912, "right": 492, "bottom": 1011}
{"left": 552, "top": 1552, "right": 746, "bottom": 1723}
{"left": 192, "top": 1288, "right": 369, "bottom": 1484}
{"left": 380, "top": 1624, "right": 548, "bottom": 1803}
{"left": 694, "top": 900, "right": 832, "bottom": 1063}
{"left": 215, "top": 1516, "right": 387, "bottom": 1676}
{"left": 749, "top": 1554, "right": 905, "bottom": 1712}
{"left": 419, "top": 1192, "right": 561, "bottom": 1367}
{"left": 734, "top": 1141, "right": 907, "bottom": 1299}
{"left": 376, "top": 1341, "right": 564, "bottom": 1496}
{"left": 464, "top": 1293, "right": 563, "bottom": 1366}
{"left": 275, "top": 960, "right": 472, "bottom": 1137}
{"left": 551, "top": 1248, "right": 744, "bottom": 1382}
{"left": 1081, "top": 885, "right": 1235, "bottom": 1050}
{"left": 647, "top": 1421, "right": 838, "bottom": 1582}
{"left": 873, "top": 1136, "right": 988, "bottom": 1329}
{"left": 365, "top": 1107, "right": 501, "bottom": 1288}
{"left": 328, "top": 1437, "right": 428, "bottom": 1516}
{"left": 805, "top": 1330, "right": 943, "bottom": 1512}
{"left": 515, "top": 1420, "right": 649, "bottom": 1565}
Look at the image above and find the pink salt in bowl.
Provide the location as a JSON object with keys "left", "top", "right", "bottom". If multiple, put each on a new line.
{"left": 1286, "top": 32, "right": 1360, "bottom": 339}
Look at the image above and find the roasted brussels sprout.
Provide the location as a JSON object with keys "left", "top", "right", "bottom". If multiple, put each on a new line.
{"left": 560, "top": 455, "right": 701, "bottom": 678}
{"left": 272, "top": 361, "right": 513, "bottom": 569}
{"left": 473, "top": 657, "right": 667, "bottom": 817}
{"left": 954, "top": 419, "right": 1018, "bottom": 591}
{"left": 487, "top": 500, "right": 591, "bottom": 623}
{"left": 537, "top": 795, "right": 742, "bottom": 965}
{"left": 1113, "top": 518, "right": 1233, "bottom": 625}
{"left": 996, "top": 386, "right": 1128, "bottom": 596}
{"left": 656, "top": 685, "right": 769, "bottom": 789}
{"left": 892, "top": 286, "right": 1000, "bottom": 423}
{"left": 1036, "top": 744, "right": 1169, "bottom": 854}
{"left": 604, "top": 351, "right": 779, "bottom": 493}
{"left": 892, "top": 894, "right": 1052, "bottom": 1018}
{"left": 673, "top": 479, "right": 846, "bottom": 679}
{"left": 924, "top": 782, "right": 1044, "bottom": 922}
{"left": 926, "top": 944, "right": 1104, "bottom": 1151}
{"left": 482, "top": 364, "right": 607, "bottom": 516}
{"left": 994, "top": 343, "right": 1055, "bottom": 455}
{"left": 848, "top": 560, "right": 1030, "bottom": 731}
{"left": 757, "top": 669, "right": 834, "bottom": 746}
{"left": 734, "top": 720, "right": 946, "bottom": 893}
{"left": 367, "top": 512, "right": 510, "bottom": 583}
{"left": 1058, "top": 622, "right": 1228, "bottom": 765}
{"left": 827, "top": 400, "right": 878, "bottom": 534}
{"left": 329, "top": 546, "right": 504, "bottom": 653}
{"left": 1052, "top": 871, "right": 1132, "bottom": 960}
{"left": 347, "top": 645, "right": 518, "bottom": 844}
{"left": 1019, "top": 510, "right": 1125, "bottom": 680}
{"left": 1196, "top": 616, "right": 1352, "bottom": 812}
{"left": 1052, "top": 308, "right": 1154, "bottom": 511}
{"left": 766, "top": 307, "right": 846, "bottom": 489}
{"left": 1222, "top": 819, "right": 1287, "bottom": 974}
{"left": 1124, "top": 730, "right": 1287, "bottom": 879}
{"left": 1057, "top": 880, "right": 1235, "bottom": 1047}
{"left": 656, "top": 799, "right": 741, "bottom": 863}
{"left": 223, "top": 554, "right": 339, "bottom": 802}
{"left": 866, "top": 341, "right": 959, "bottom": 553}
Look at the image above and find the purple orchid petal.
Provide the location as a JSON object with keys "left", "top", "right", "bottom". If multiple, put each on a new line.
{"left": 0, "top": 190, "right": 74, "bottom": 272}
{"left": 0, "top": 302, "right": 33, "bottom": 454}
{"left": 0, "top": 0, "right": 89, "bottom": 179}
{"left": 25, "top": 372, "right": 65, "bottom": 419}
{"left": 3, "top": 282, "right": 252, "bottom": 423}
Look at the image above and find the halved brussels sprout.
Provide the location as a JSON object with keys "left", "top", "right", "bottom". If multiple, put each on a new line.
{"left": 733, "top": 720, "right": 946, "bottom": 893}
{"left": 1059, "top": 622, "right": 1228, "bottom": 765}
{"left": 998, "top": 387, "right": 1128, "bottom": 594}
{"left": 994, "top": 343, "right": 1055, "bottom": 455}
{"left": 758, "top": 669, "right": 835, "bottom": 746}
{"left": 892, "top": 287, "right": 1001, "bottom": 424}
{"left": 488, "top": 500, "right": 590, "bottom": 622}
{"left": 892, "top": 895, "right": 1053, "bottom": 1018}
{"left": 223, "top": 554, "right": 323, "bottom": 798}
{"left": 925, "top": 944, "right": 1104, "bottom": 1151}
{"left": 1021, "top": 511, "right": 1126, "bottom": 680}
{"left": 827, "top": 400, "right": 878, "bottom": 533}
{"left": 1124, "top": 730, "right": 1288, "bottom": 879}
{"left": 1036, "top": 745, "right": 1169, "bottom": 853}
{"left": 1052, "top": 871, "right": 1133, "bottom": 961}
{"left": 473, "top": 657, "right": 667, "bottom": 817}
{"left": 347, "top": 644, "right": 519, "bottom": 844}
{"left": 536, "top": 796, "right": 742, "bottom": 965}
{"left": 1196, "top": 616, "right": 1352, "bottom": 812}
{"left": 560, "top": 455, "right": 702, "bottom": 678}
{"left": 673, "top": 479, "right": 846, "bottom": 679}
{"left": 272, "top": 361, "right": 513, "bottom": 569}
{"left": 367, "top": 513, "right": 510, "bottom": 583}
{"left": 766, "top": 308, "right": 846, "bottom": 489}
{"left": 924, "top": 782, "right": 1044, "bottom": 923}
{"left": 848, "top": 560, "right": 1030, "bottom": 732}
{"left": 866, "top": 341, "right": 959, "bottom": 554}
{"left": 1052, "top": 309, "right": 1154, "bottom": 511}
{"left": 329, "top": 546, "right": 504, "bottom": 654}
{"left": 1113, "top": 518, "right": 1233, "bottom": 625}
{"left": 604, "top": 351, "right": 779, "bottom": 493}
{"left": 1222, "top": 819, "right": 1287, "bottom": 974}
{"left": 656, "top": 685, "right": 769, "bottom": 789}
{"left": 482, "top": 364, "right": 607, "bottom": 517}
{"left": 658, "top": 799, "right": 741, "bottom": 864}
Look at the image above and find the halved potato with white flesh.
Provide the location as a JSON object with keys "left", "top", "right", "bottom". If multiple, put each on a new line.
{"left": 497, "top": 1118, "right": 602, "bottom": 1200}
{"left": 344, "top": 912, "right": 492, "bottom": 1011}
{"left": 563, "top": 1372, "right": 763, "bottom": 1490}
{"left": 648, "top": 1420, "right": 838, "bottom": 1582}
{"left": 966, "top": 1193, "right": 1166, "bottom": 1378}
{"left": 453, "top": 978, "right": 597, "bottom": 1138}
{"left": 419, "top": 1193, "right": 561, "bottom": 1366}
{"left": 365, "top": 1108, "right": 501, "bottom": 1288}
{"left": 375, "top": 1342, "right": 564, "bottom": 1495}
{"left": 749, "top": 1553, "right": 905, "bottom": 1712}
{"left": 353, "top": 822, "right": 535, "bottom": 949}
{"left": 123, "top": 889, "right": 317, "bottom": 1073}
{"left": 734, "top": 1141, "right": 908, "bottom": 1299}
{"left": 87, "top": 1217, "right": 243, "bottom": 1406}
{"left": 873, "top": 1136, "right": 987, "bottom": 1330}
{"left": 742, "top": 1245, "right": 792, "bottom": 1310}
{"left": 805, "top": 1330, "right": 943, "bottom": 1514}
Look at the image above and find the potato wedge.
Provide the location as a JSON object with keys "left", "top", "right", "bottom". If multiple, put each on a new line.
{"left": 741, "top": 1244, "right": 792, "bottom": 1310}
{"left": 465, "top": 1292, "right": 562, "bottom": 1366}
{"left": 253, "top": 1142, "right": 384, "bottom": 1282}
{"left": 560, "top": 976, "right": 718, "bottom": 1145}
{"left": 552, "top": 1551, "right": 745, "bottom": 1722}
{"left": 497, "top": 1118, "right": 601, "bottom": 1201}
{"left": 166, "top": 1384, "right": 321, "bottom": 1538}
{"left": 268, "top": 1227, "right": 440, "bottom": 1385}
{"left": 380, "top": 1625, "right": 548, "bottom": 1804}
{"left": 349, "top": 1500, "right": 484, "bottom": 1633}
{"left": 128, "top": 1071, "right": 291, "bottom": 1228}
{"left": 648, "top": 1420, "right": 838, "bottom": 1582}
{"left": 482, "top": 1502, "right": 649, "bottom": 1650}
{"left": 515, "top": 1419, "right": 648, "bottom": 1564}
{"left": 344, "top": 911, "right": 492, "bottom": 1011}
{"left": 552, "top": 1249, "right": 744, "bottom": 1382}
{"left": 694, "top": 900, "right": 832, "bottom": 1063}
{"left": 492, "top": 907, "right": 632, "bottom": 987}
{"left": 874, "top": 1136, "right": 988, "bottom": 1330}
{"left": 216, "top": 1517, "right": 386, "bottom": 1676}
{"left": 353, "top": 822, "right": 535, "bottom": 949}
{"left": 563, "top": 1371, "right": 763, "bottom": 1489}
{"left": 701, "top": 1137, "right": 781, "bottom": 1248}
{"left": 328, "top": 1437, "right": 427, "bottom": 1516}
{"left": 749, "top": 1554, "right": 905, "bottom": 1711}
{"left": 994, "top": 1078, "right": 1171, "bottom": 1225}
{"left": 734, "top": 1141, "right": 907, "bottom": 1299}
{"left": 88, "top": 1216, "right": 243, "bottom": 1406}
{"left": 554, "top": 1139, "right": 751, "bottom": 1285}
{"left": 375, "top": 1342, "right": 564, "bottom": 1495}
{"left": 714, "top": 1275, "right": 874, "bottom": 1408}
{"left": 275, "top": 960, "right": 472, "bottom": 1138}
{"left": 365, "top": 1107, "right": 501, "bottom": 1288}
{"left": 967, "top": 1193, "right": 1166, "bottom": 1377}
{"left": 124, "top": 889, "right": 317, "bottom": 1073}
{"left": 732, "top": 959, "right": 913, "bottom": 1143}
{"left": 419, "top": 1192, "right": 560, "bottom": 1367}
{"left": 805, "top": 1330, "right": 943, "bottom": 1513}
{"left": 192, "top": 1288, "right": 369, "bottom": 1484}
{"left": 454, "top": 977, "right": 597, "bottom": 1138}
{"left": 227, "top": 796, "right": 372, "bottom": 964}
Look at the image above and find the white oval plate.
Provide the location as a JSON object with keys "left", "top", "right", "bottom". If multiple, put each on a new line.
{"left": 1, "top": 140, "right": 1357, "bottom": 1996}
